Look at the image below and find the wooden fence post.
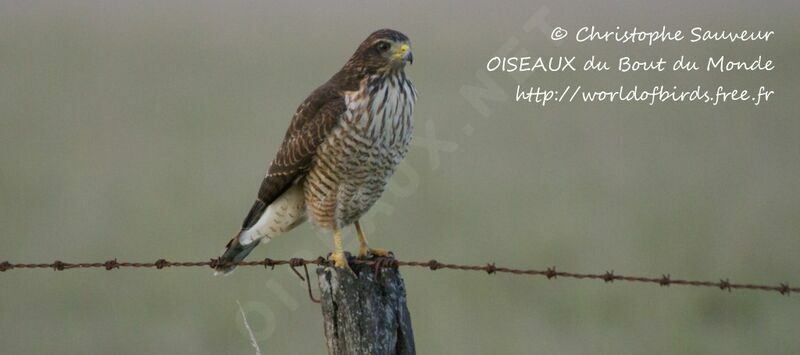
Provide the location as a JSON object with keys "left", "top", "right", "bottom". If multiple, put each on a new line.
{"left": 317, "top": 256, "right": 416, "bottom": 355}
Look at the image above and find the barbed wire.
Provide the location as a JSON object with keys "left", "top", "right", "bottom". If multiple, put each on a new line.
{"left": 0, "top": 257, "right": 795, "bottom": 296}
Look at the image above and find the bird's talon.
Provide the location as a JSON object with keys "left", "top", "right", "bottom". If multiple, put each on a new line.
{"left": 358, "top": 247, "right": 391, "bottom": 258}
{"left": 330, "top": 252, "right": 353, "bottom": 273}
{"left": 370, "top": 248, "right": 391, "bottom": 257}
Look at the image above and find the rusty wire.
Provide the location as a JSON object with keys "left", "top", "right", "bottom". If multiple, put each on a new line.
{"left": 0, "top": 257, "right": 796, "bottom": 296}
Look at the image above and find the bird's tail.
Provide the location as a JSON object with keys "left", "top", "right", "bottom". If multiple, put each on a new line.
{"left": 214, "top": 232, "right": 260, "bottom": 276}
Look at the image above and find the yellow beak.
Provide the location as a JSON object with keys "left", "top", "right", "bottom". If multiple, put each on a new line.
{"left": 395, "top": 43, "right": 413, "bottom": 64}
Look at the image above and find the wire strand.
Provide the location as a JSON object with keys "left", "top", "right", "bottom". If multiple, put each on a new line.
{"left": 0, "top": 257, "right": 795, "bottom": 296}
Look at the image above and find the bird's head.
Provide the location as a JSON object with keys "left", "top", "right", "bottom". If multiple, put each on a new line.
{"left": 345, "top": 29, "right": 413, "bottom": 76}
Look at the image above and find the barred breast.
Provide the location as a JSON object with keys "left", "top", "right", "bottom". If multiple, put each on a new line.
{"left": 304, "top": 73, "right": 416, "bottom": 230}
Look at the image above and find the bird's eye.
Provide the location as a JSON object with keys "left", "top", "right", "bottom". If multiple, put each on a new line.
{"left": 376, "top": 41, "right": 391, "bottom": 52}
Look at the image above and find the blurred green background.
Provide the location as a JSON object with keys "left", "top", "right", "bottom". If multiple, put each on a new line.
{"left": 1, "top": 1, "right": 799, "bottom": 354}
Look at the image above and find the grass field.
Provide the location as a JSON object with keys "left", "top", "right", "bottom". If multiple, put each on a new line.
{"left": 1, "top": 1, "right": 799, "bottom": 354}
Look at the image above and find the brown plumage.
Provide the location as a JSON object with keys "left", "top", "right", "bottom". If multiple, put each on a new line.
{"left": 216, "top": 29, "right": 416, "bottom": 274}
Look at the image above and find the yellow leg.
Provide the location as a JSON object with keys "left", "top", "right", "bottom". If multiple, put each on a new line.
{"left": 356, "top": 221, "right": 390, "bottom": 258}
{"left": 330, "top": 229, "right": 351, "bottom": 270}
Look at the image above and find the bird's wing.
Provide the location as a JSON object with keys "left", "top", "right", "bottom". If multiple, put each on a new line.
{"left": 240, "top": 85, "right": 345, "bottom": 231}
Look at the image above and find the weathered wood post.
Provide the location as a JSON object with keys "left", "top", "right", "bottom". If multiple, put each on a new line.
{"left": 317, "top": 255, "right": 415, "bottom": 355}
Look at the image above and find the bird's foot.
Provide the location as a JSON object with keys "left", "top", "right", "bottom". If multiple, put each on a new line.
{"left": 357, "top": 246, "right": 392, "bottom": 258}
{"left": 330, "top": 251, "right": 354, "bottom": 274}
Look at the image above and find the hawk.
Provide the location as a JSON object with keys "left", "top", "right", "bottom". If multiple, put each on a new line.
{"left": 215, "top": 29, "right": 416, "bottom": 275}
